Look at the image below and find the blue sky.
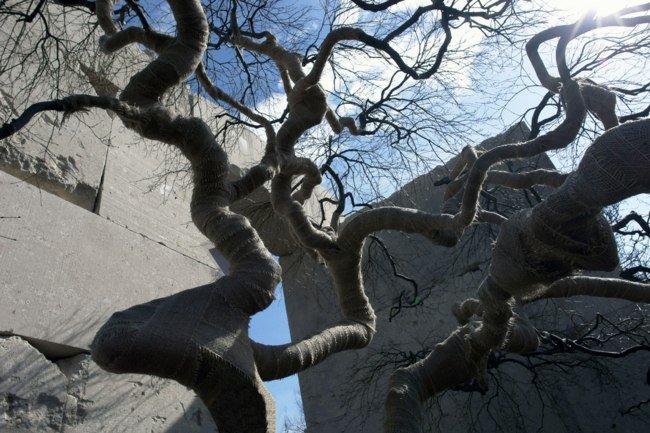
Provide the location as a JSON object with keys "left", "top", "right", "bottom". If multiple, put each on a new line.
{"left": 249, "top": 285, "right": 303, "bottom": 432}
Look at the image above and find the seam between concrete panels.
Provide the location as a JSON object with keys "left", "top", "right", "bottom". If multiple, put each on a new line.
{"left": 102, "top": 214, "right": 218, "bottom": 271}
{"left": 92, "top": 142, "right": 109, "bottom": 214}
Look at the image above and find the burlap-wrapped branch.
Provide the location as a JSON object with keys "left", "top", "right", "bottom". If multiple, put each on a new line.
{"left": 384, "top": 12, "right": 650, "bottom": 428}
{"left": 86, "top": 2, "right": 282, "bottom": 432}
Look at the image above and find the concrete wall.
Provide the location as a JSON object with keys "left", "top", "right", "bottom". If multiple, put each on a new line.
{"left": 282, "top": 124, "right": 650, "bottom": 433}
{"left": 0, "top": 107, "right": 222, "bottom": 432}
{"left": 1, "top": 335, "right": 213, "bottom": 433}
{"left": 0, "top": 18, "right": 226, "bottom": 429}
{"left": 0, "top": 6, "right": 254, "bottom": 432}
{"left": 0, "top": 5, "right": 334, "bottom": 432}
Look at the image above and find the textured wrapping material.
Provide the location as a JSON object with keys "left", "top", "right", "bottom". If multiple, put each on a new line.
{"left": 571, "top": 119, "right": 650, "bottom": 208}
{"left": 524, "top": 276, "right": 650, "bottom": 303}
{"left": 579, "top": 80, "right": 619, "bottom": 129}
{"left": 384, "top": 115, "right": 649, "bottom": 433}
{"left": 491, "top": 209, "right": 574, "bottom": 296}
{"left": 501, "top": 312, "right": 539, "bottom": 353}
{"left": 92, "top": 283, "right": 275, "bottom": 433}
{"left": 487, "top": 120, "right": 650, "bottom": 298}
{"left": 86, "top": 2, "right": 280, "bottom": 425}
{"left": 23, "top": 2, "right": 649, "bottom": 432}
{"left": 385, "top": 328, "right": 475, "bottom": 433}
{"left": 490, "top": 206, "right": 618, "bottom": 299}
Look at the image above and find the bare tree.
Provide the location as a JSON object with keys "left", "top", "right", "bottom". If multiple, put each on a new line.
{"left": 1, "top": 1, "right": 650, "bottom": 433}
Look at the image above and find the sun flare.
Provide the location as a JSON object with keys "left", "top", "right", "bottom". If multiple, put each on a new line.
{"left": 551, "top": 0, "right": 645, "bottom": 19}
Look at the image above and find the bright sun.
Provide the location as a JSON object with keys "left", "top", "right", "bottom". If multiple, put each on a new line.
{"left": 551, "top": 0, "right": 645, "bottom": 19}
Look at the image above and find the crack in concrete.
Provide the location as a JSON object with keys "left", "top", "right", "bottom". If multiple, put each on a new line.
{"left": 92, "top": 142, "right": 110, "bottom": 214}
{"left": 102, "top": 215, "right": 218, "bottom": 271}
{"left": 0, "top": 332, "right": 89, "bottom": 362}
{"left": 1, "top": 337, "right": 90, "bottom": 432}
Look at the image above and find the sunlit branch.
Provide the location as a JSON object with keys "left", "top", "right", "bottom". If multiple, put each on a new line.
{"left": 523, "top": 276, "right": 650, "bottom": 303}
{"left": 526, "top": 5, "right": 650, "bottom": 93}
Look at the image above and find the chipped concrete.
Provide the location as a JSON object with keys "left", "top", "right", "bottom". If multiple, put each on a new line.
{"left": 4, "top": 131, "right": 104, "bottom": 199}
{"left": 0, "top": 7, "right": 125, "bottom": 211}
{"left": 0, "top": 337, "right": 68, "bottom": 432}
{"left": 0, "top": 336, "right": 217, "bottom": 432}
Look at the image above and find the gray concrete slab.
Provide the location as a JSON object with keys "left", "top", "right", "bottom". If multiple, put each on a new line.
{"left": 0, "top": 336, "right": 216, "bottom": 433}
{"left": 0, "top": 6, "right": 149, "bottom": 211}
{"left": 97, "top": 124, "right": 217, "bottom": 267}
{"left": 0, "top": 170, "right": 218, "bottom": 348}
{"left": 0, "top": 89, "right": 111, "bottom": 211}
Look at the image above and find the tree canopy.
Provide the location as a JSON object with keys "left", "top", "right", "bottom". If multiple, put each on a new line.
{"left": 1, "top": 1, "right": 650, "bottom": 432}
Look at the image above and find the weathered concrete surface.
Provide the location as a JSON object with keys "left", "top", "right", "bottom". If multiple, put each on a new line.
{"left": 0, "top": 336, "right": 216, "bottom": 432}
{"left": 97, "top": 125, "right": 217, "bottom": 266}
{"left": 283, "top": 124, "right": 650, "bottom": 433}
{"left": 0, "top": 337, "right": 69, "bottom": 432}
{"left": 0, "top": 85, "right": 111, "bottom": 211}
{"left": 0, "top": 170, "right": 218, "bottom": 348}
{"left": 0, "top": 6, "right": 137, "bottom": 210}
{"left": 0, "top": 4, "right": 266, "bottom": 217}
{"left": 0, "top": 5, "right": 321, "bottom": 265}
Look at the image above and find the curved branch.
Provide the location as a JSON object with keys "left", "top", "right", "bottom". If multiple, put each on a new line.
{"left": 485, "top": 169, "right": 568, "bottom": 189}
{"left": 338, "top": 207, "right": 457, "bottom": 252}
{"left": 613, "top": 211, "right": 650, "bottom": 236}
{"left": 385, "top": 13, "right": 650, "bottom": 428}
{"left": 349, "top": 0, "right": 405, "bottom": 12}
{"left": 452, "top": 78, "right": 585, "bottom": 231}
{"left": 0, "top": 100, "right": 73, "bottom": 139}
{"left": 53, "top": 0, "right": 95, "bottom": 11}
{"left": 526, "top": 5, "right": 650, "bottom": 92}
{"left": 523, "top": 276, "right": 650, "bottom": 303}
{"left": 251, "top": 206, "right": 460, "bottom": 381}
{"left": 96, "top": 0, "right": 208, "bottom": 106}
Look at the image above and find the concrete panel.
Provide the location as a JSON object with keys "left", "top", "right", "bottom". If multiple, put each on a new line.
{"left": 0, "top": 6, "right": 146, "bottom": 210}
{"left": 0, "top": 170, "right": 218, "bottom": 348}
{"left": 0, "top": 87, "right": 111, "bottom": 211}
{"left": 0, "top": 3, "right": 156, "bottom": 211}
{"left": 0, "top": 336, "right": 216, "bottom": 433}
{"left": 97, "top": 124, "right": 217, "bottom": 267}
